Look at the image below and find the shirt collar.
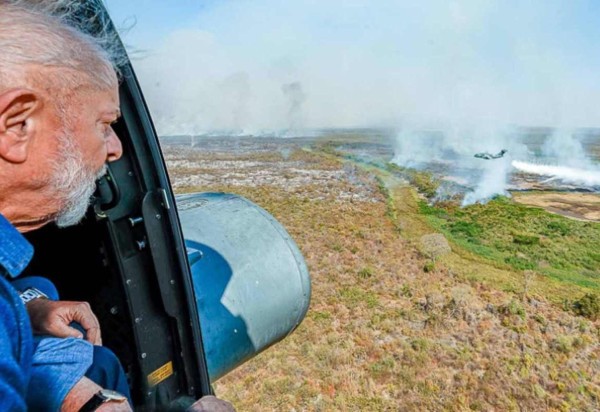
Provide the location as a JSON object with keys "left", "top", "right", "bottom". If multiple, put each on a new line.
{"left": 0, "top": 214, "right": 33, "bottom": 278}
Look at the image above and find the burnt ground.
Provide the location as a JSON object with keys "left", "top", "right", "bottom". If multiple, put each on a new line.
{"left": 161, "top": 135, "right": 600, "bottom": 411}
{"left": 512, "top": 191, "right": 600, "bottom": 222}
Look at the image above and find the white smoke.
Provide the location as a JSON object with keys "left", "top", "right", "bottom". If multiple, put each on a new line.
{"left": 462, "top": 158, "right": 511, "bottom": 206}
{"left": 281, "top": 81, "right": 306, "bottom": 132}
{"left": 393, "top": 126, "right": 599, "bottom": 205}
{"left": 392, "top": 130, "right": 444, "bottom": 168}
{"left": 513, "top": 129, "right": 600, "bottom": 188}
{"left": 392, "top": 124, "right": 532, "bottom": 205}
{"left": 106, "top": 0, "right": 600, "bottom": 136}
{"left": 512, "top": 161, "right": 600, "bottom": 187}
{"left": 542, "top": 129, "right": 594, "bottom": 169}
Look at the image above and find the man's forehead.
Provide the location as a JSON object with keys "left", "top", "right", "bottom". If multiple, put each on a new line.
{"left": 85, "top": 87, "right": 120, "bottom": 114}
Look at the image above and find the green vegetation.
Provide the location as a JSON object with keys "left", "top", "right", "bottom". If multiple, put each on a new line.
{"left": 375, "top": 176, "right": 398, "bottom": 223}
{"left": 357, "top": 267, "right": 374, "bottom": 279}
{"left": 339, "top": 286, "right": 380, "bottom": 309}
{"left": 572, "top": 293, "right": 600, "bottom": 320}
{"left": 423, "top": 261, "right": 435, "bottom": 273}
{"left": 409, "top": 170, "right": 440, "bottom": 199}
{"left": 386, "top": 162, "right": 440, "bottom": 199}
{"left": 167, "top": 142, "right": 600, "bottom": 411}
{"left": 419, "top": 196, "right": 600, "bottom": 290}
{"left": 498, "top": 299, "right": 526, "bottom": 319}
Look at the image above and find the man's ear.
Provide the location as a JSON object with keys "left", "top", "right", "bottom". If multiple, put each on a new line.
{"left": 0, "top": 88, "right": 41, "bottom": 163}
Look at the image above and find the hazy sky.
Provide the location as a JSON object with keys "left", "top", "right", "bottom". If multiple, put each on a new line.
{"left": 103, "top": 0, "right": 600, "bottom": 134}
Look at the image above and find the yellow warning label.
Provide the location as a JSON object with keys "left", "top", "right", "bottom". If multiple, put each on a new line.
{"left": 147, "top": 361, "right": 174, "bottom": 387}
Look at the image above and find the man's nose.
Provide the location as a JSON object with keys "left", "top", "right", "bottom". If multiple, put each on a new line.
{"left": 106, "top": 128, "right": 123, "bottom": 162}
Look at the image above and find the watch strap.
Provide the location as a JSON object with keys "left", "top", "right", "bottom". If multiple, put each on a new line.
{"left": 79, "top": 390, "right": 127, "bottom": 412}
{"left": 79, "top": 393, "right": 105, "bottom": 412}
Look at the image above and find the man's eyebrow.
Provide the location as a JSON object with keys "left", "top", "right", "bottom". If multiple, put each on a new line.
{"left": 102, "top": 109, "right": 121, "bottom": 119}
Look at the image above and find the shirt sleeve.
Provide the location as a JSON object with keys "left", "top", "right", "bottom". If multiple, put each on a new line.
{"left": 27, "top": 337, "right": 94, "bottom": 412}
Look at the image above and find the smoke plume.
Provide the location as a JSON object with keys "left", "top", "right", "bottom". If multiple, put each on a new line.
{"left": 542, "top": 129, "right": 594, "bottom": 169}
{"left": 392, "top": 124, "right": 532, "bottom": 205}
{"left": 512, "top": 161, "right": 600, "bottom": 187}
{"left": 106, "top": 0, "right": 600, "bottom": 136}
{"left": 462, "top": 158, "right": 512, "bottom": 206}
{"left": 281, "top": 81, "right": 306, "bottom": 133}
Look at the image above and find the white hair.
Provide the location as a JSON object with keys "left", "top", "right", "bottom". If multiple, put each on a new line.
{"left": 0, "top": 1, "right": 121, "bottom": 94}
{"left": 0, "top": 1, "right": 122, "bottom": 225}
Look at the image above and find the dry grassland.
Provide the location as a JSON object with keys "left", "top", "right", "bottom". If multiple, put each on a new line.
{"left": 513, "top": 192, "right": 600, "bottom": 222}
{"left": 165, "top": 144, "right": 600, "bottom": 412}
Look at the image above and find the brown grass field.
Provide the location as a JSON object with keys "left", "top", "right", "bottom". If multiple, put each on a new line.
{"left": 164, "top": 140, "right": 600, "bottom": 412}
{"left": 512, "top": 192, "right": 600, "bottom": 222}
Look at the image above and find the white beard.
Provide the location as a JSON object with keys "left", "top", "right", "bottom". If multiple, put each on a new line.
{"left": 51, "top": 132, "right": 107, "bottom": 228}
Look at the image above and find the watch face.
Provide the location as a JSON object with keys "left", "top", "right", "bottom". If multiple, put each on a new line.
{"left": 99, "top": 389, "right": 127, "bottom": 402}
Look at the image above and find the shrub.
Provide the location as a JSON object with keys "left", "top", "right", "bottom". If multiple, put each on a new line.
{"left": 449, "top": 221, "right": 483, "bottom": 239}
{"left": 573, "top": 294, "right": 600, "bottom": 320}
{"left": 418, "top": 201, "right": 449, "bottom": 219}
{"left": 505, "top": 256, "right": 536, "bottom": 270}
{"left": 339, "top": 287, "right": 379, "bottom": 309}
{"left": 513, "top": 234, "right": 540, "bottom": 246}
{"left": 370, "top": 356, "right": 396, "bottom": 378}
{"left": 423, "top": 261, "right": 435, "bottom": 273}
{"left": 358, "top": 267, "right": 374, "bottom": 279}
{"left": 499, "top": 299, "right": 526, "bottom": 319}
{"left": 385, "top": 162, "right": 406, "bottom": 173}
{"left": 312, "top": 311, "right": 332, "bottom": 322}
{"left": 331, "top": 243, "right": 343, "bottom": 252}
{"left": 544, "top": 220, "right": 571, "bottom": 236}
{"left": 410, "top": 338, "right": 430, "bottom": 352}
{"left": 400, "top": 284, "right": 413, "bottom": 298}
{"left": 409, "top": 170, "right": 440, "bottom": 199}
{"left": 551, "top": 336, "right": 573, "bottom": 354}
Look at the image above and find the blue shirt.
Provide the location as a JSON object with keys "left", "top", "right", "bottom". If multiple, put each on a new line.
{"left": 0, "top": 214, "right": 34, "bottom": 412}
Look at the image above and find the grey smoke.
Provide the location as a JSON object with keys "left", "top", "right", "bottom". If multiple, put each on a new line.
{"left": 542, "top": 129, "right": 593, "bottom": 169}
{"left": 392, "top": 124, "right": 532, "bottom": 205}
{"left": 462, "top": 158, "right": 511, "bottom": 206}
{"left": 219, "top": 72, "right": 251, "bottom": 131}
{"left": 510, "top": 129, "right": 600, "bottom": 187}
{"left": 106, "top": 1, "right": 600, "bottom": 136}
{"left": 281, "top": 81, "right": 306, "bottom": 132}
{"left": 393, "top": 124, "right": 599, "bottom": 206}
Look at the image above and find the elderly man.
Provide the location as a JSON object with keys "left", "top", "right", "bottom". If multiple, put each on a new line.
{"left": 0, "top": 2, "right": 132, "bottom": 411}
{"left": 0, "top": 3, "right": 233, "bottom": 411}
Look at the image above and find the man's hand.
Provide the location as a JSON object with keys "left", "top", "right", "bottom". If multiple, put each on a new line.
{"left": 187, "top": 396, "right": 235, "bottom": 412}
{"left": 26, "top": 299, "right": 102, "bottom": 345}
{"left": 61, "top": 377, "right": 131, "bottom": 412}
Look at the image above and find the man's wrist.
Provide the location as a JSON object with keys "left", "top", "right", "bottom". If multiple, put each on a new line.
{"left": 80, "top": 389, "right": 128, "bottom": 412}
{"left": 19, "top": 287, "right": 48, "bottom": 305}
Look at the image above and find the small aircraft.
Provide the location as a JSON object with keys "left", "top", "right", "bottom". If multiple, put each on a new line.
{"left": 474, "top": 149, "right": 508, "bottom": 160}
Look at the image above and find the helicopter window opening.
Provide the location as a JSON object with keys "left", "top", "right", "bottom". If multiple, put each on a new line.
{"left": 22, "top": 221, "right": 140, "bottom": 402}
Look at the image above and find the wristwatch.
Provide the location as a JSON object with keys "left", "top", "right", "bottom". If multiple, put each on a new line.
{"left": 79, "top": 389, "right": 128, "bottom": 411}
{"left": 19, "top": 287, "right": 48, "bottom": 305}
